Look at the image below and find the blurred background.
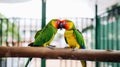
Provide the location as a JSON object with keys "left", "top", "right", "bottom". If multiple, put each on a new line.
{"left": 0, "top": 0, "right": 120, "bottom": 67}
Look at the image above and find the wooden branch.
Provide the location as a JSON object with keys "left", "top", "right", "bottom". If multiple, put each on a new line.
{"left": 0, "top": 46, "right": 120, "bottom": 62}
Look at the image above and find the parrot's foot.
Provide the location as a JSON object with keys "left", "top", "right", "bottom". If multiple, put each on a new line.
{"left": 46, "top": 45, "right": 55, "bottom": 49}
{"left": 73, "top": 48, "right": 79, "bottom": 51}
{"left": 64, "top": 46, "right": 70, "bottom": 48}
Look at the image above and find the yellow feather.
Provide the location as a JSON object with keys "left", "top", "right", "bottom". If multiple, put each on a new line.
{"left": 64, "top": 30, "right": 80, "bottom": 48}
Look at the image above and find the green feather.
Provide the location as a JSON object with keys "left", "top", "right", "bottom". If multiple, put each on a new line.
{"left": 33, "top": 25, "right": 57, "bottom": 46}
{"left": 25, "top": 19, "right": 58, "bottom": 67}
{"left": 34, "top": 30, "right": 42, "bottom": 39}
{"left": 74, "top": 29, "right": 86, "bottom": 49}
{"left": 25, "top": 58, "right": 32, "bottom": 67}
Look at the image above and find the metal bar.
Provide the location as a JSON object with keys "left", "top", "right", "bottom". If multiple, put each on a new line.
{"left": 41, "top": 0, "right": 46, "bottom": 28}
{"left": 41, "top": 0, "right": 46, "bottom": 67}
{"left": 41, "top": 58, "right": 46, "bottom": 67}
{"left": 107, "top": 13, "right": 111, "bottom": 66}
{"left": 115, "top": 8, "right": 120, "bottom": 67}
{"left": 0, "top": 18, "right": 3, "bottom": 46}
{"left": 115, "top": 8, "right": 119, "bottom": 50}
{"left": 0, "top": 47, "right": 120, "bottom": 62}
{"left": 0, "top": 19, "right": 1, "bottom": 46}
{"left": 12, "top": 18, "right": 15, "bottom": 46}
{"left": 95, "top": 3, "right": 100, "bottom": 67}
{"left": 23, "top": 18, "right": 26, "bottom": 43}
{"left": 99, "top": 17, "right": 103, "bottom": 49}
{"left": 6, "top": 18, "right": 9, "bottom": 46}
{"left": 30, "top": 18, "right": 32, "bottom": 42}
{"left": 104, "top": 16, "right": 107, "bottom": 50}
{"left": 95, "top": 4, "right": 99, "bottom": 49}
{"left": 17, "top": 18, "right": 20, "bottom": 47}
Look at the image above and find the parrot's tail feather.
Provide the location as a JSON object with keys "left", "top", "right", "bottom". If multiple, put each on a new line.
{"left": 28, "top": 43, "right": 34, "bottom": 46}
{"left": 25, "top": 58, "right": 32, "bottom": 67}
{"left": 80, "top": 60, "right": 86, "bottom": 67}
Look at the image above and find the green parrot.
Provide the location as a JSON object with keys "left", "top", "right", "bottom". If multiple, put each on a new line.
{"left": 25, "top": 19, "right": 62, "bottom": 67}
{"left": 61, "top": 19, "right": 86, "bottom": 67}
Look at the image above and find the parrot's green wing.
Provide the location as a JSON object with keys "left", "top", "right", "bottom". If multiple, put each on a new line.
{"left": 74, "top": 29, "right": 86, "bottom": 49}
{"left": 33, "top": 26, "right": 56, "bottom": 46}
{"left": 27, "top": 30, "right": 42, "bottom": 47}
{"left": 34, "top": 30, "right": 42, "bottom": 39}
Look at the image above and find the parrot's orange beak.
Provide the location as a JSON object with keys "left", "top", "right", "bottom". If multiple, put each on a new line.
{"left": 58, "top": 21, "right": 64, "bottom": 30}
{"left": 61, "top": 19, "right": 73, "bottom": 30}
{"left": 60, "top": 20, "right": 67, "bottom": 29}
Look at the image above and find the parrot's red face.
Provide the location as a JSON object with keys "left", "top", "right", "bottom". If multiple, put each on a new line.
{"left": 61, "top": 19, "right": 74, "bottom": 30}
{"left": 51, "top": 19, "right": 61, "bottom": 29}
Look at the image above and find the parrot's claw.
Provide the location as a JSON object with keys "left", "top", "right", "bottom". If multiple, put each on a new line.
{"left": 64, "top": 46, "right": 70, "bottom": 48}
{"left": 73, "top": 48, "right": 79, "bottom": 51}
{"left": 46, "top": 45, "right": 55, "bottom": 49}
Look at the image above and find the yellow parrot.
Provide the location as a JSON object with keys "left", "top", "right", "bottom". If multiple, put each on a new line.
{"left": 61, "top": 19, "right": 86, "bottom": 67}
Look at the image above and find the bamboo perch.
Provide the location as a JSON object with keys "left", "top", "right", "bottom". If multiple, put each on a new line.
{"left": 0, "top": 46, "right": 120, "bottom": 62}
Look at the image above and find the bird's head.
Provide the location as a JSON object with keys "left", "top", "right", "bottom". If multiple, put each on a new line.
{"left": 50, "top": 19, "right": 63, "bottom": 29}
{"left": 61, "top": 19, "right": 75, "bottom": 30}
